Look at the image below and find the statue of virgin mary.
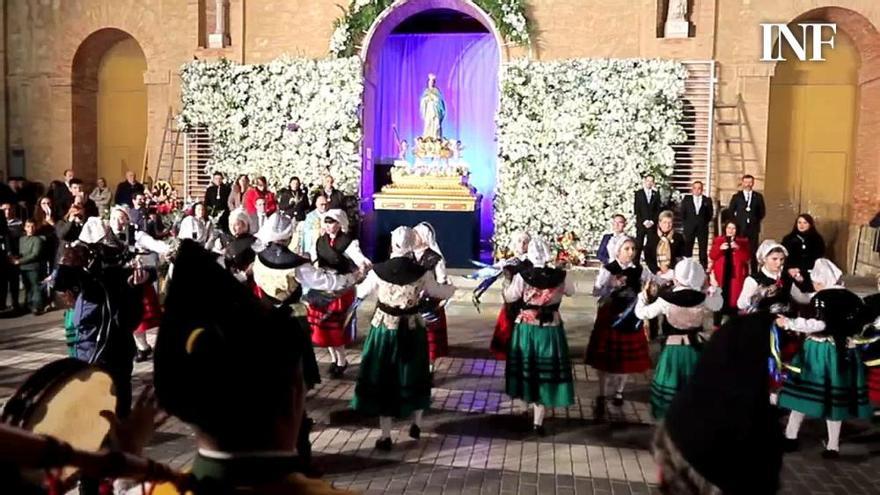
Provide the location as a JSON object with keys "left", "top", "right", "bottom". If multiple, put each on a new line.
{"left": 420, "top": 73, "right": 446, "bottom": 139}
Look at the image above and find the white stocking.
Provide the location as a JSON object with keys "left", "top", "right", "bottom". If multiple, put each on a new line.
{"left": 333, "top": 346, "right": 348, "bottom": 366}
{"left": 826, "top": 420, "right": 842, "bottom": 451}
{"left": 379, "top": 416, "right": 393, "bottom": 440}
{"left": 533, "top": 404, "right": 546, "bottom": 427}
{"left": 327, "top": 347, "right": 338, "bottom": 363}
{"left": 614, "top": 374, "right": 628, "bottom": 394}
{"left": 133, "top": 332, "right": 151, "bottom": 351}
{"left": 785, "top": 411, "right": 806, "bottom": 440}
{"left": 412, "top": 410, "right": 424, "bottom": 428}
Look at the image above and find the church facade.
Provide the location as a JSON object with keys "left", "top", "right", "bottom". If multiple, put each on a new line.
{"left": 2, "top": 0, "right": 880, "bottom": 271}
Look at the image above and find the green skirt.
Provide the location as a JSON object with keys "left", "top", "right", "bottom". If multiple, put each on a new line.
{"left": 505, "top": 322, "right": 575, "bottom": 408}
{"left": 650, "top": 344, "right": 701, "bottom": 420}
{"left": 351, "top": 323, "right": 431, "bottom": 418}
{"left": 64, "top": 309, "right": 77, "bottom": 358}
{"left": 778, "top": 339, "right": 872, "bottom": 421}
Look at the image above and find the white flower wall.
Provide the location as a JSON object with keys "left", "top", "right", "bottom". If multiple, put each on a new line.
{"left": 179, "top": 56, "right": 364, "bottom": 193}
{"left": 494, "top": 58, "right": 687, "bottom": 251}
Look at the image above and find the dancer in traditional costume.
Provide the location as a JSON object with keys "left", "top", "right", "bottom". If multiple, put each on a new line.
{"left": 636, "top": 259, "right": 722, "bottom": 420}
{"left": 585, "top": 237, "right": 653, "bottom": 417}
{"left": 252, "top": 212, "right": 360, "bottom": 468}
{"left": 861, "top": 293, "right": 880, "bottom": 408}
{"left": 221, "top": 207, "right": 257, "bottom": 286}
{"left": 307, "top": 209, "right": 371, "bottom": 379}
{"left": 504, "top": 237, "right": 575, "bottom": 436}
{"left": 351, "top": 226, "right": 454, "bottom": 451}
{"left": 778, "top": 259, "right": 873, "bottom": 459}
{"left": 489, "top": 231, "right": 532, "bottom": 360}
{"left": 413, "top": 222, "right": 452, "bottom": 371}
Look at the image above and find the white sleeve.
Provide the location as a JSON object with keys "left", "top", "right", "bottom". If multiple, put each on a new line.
{"left": 344, "top": 240, "right": 371, "bottom": 268}
{"left": 635, "top": 293, "right": 667, "bottom": 320}
{"left": 503, "top": 274, "right": 525, "bottom": 303}
{"left": 703, "top": 290, "right": 724, "bottom": 312}
{"left": 593, "top": 267, "right": 613, "bottom": 298}
{"left": 790, "top": 285, "right": 813, "bottom": 305}
{"left": 424, "top": 272, "right": 455, "bottom": 299}
{"left": 737, "top": 277, "right": 758, "bottom": 310}
{"left": 780, "top": 316, "right": 826, "bottom": 334}
{"left": 356, "top": 270, "right": 380, "bottom": 299}
{"left": 563, "top": 272, "right": 576, "bottom": 297}
{"left": 134, "top": 232, "right": 170, "bottom": 255}
{"left": 434, "top": 258, "right": 449, "bottom": 284}
{"left": 294, "top": 264, "right": 354, "bottom": 292}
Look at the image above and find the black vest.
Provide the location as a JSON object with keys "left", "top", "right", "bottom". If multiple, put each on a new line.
{"left": 315, "top": 233, "right": 355, "bottom": 274}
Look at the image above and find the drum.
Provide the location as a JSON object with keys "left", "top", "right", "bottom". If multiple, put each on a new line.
{"left": 2, "top": 358, "right": 117, "bottom": 483}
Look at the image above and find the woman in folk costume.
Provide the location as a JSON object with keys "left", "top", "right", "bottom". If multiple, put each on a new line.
{"left": 490, "top": 231, "right": 532, "bottom": 360}
{"left": 585, "top": 237, "right": 653, "bottom": 417}
{"left": 860, "top": 293, "right": 880, "bottom": 407}
{"left": 351, "top": 226, "right": 455, "bottom": 451}
{"left": 307, "top": 208, "right": 371, "bottom": 379}
{"left": 778, "top": 259, "right": 873, "bottom": 459}
{"left": 413, "top": 222, "right": 452, "bottom": 371}
{"left": 635, "top": 258, "right": 723, "bottom": 420}
{"left": 221, "top": 207, "right": 257, "bottom": 288}
{"left": 504, "top": 237, "right": 576, "bottom": 436}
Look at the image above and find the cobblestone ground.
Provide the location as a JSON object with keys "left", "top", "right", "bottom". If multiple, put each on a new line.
{"left": 2, "top": 273, "right": 880, "bottom": 494}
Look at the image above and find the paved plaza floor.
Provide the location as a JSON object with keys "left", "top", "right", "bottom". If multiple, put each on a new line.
{"left": 2, "top": 272, "right": 880, "bottom": 494}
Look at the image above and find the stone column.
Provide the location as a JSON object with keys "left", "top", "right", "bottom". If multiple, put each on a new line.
{"left": 664, "top": 0, "right": 690, "bottom": 39}
{"left": 207, "top": 0, "right": 229, "bottom": 48}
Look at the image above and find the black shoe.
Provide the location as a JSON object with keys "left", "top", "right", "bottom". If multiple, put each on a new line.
{"left": 533, "top": 424, "right": 546, "bottom": 437}
{"left": 328, "top": 363, "right": 339, "bottom": 378}
{"left": 782, "top": 438, "right": 799, "bottom": 453}
{"left": 409, "top": 424, "right": 421, "bottom": 440}
{"left": 594, "top": 396, "right": 607, "bottom": 420}
{"left": 375, "top": 437, "right": 392, "bottom": 451}
{"left": 330, "top": 363, "right": 348, "bottom": 379}
{"left": 612, "top": 392, "right": 624, "bottom": 407}
{"left": 821, "top": 449, "right": 840, "bottom": 460}
{"left": 134, "top": 348, "right": 153, "bottom": 363}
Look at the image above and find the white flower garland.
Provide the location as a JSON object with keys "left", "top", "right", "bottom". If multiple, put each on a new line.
{"left": 494, "top": 58, "right": 687, "bottom": 252}
{"left": 179, "top": 56, "right": 364, "bottom": 193}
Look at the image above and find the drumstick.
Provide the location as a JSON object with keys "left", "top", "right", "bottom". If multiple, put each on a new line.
{"left": 0, "top": 424, "right": 194, "bottom": 489}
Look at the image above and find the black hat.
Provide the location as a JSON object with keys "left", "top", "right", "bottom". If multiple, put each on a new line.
{"left": 862, "top": 293, "right": 880, "bottom": 327}
{"left": 154, "top": 240, "right": 306, "bottom": 439}
{"left": 656, "top": 312, "right": 783, "bottom": 495}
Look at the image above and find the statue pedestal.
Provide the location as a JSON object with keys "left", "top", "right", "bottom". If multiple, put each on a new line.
{"left": 664, "top": 20, "right": 690, "bottom": 38}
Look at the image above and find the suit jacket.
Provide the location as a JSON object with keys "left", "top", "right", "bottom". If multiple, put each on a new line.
{"left": 728, "top": 190, "right": 765, "bottom": 235}
{"left": 681, "top": 194, "right": 714, "bottom": 235}
{"left": 312, "top": 187, "right": 346, "bottom": 210}
{"left": 633, "top": 189, "right": 662, "bottom": 228}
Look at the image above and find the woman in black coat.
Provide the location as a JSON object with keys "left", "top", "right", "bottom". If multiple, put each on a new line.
{"left": 782, "top": 213, "right": 825, "bottom": 281}
{"left": 277, "top": 176, "right": 310, "bottom": 221}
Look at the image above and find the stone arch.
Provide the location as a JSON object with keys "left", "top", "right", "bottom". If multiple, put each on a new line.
{"left": 71, "top": 28, "right": 148, "bottom": 186}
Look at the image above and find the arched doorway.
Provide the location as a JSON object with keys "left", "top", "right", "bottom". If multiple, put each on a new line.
{"left": 361, "top": 0, "right": 503, "bottom": 242}
{"left": 765, "top": 8, "right": 880, "bottom": 267}
{"left": 72, "top": 29, "right": 147, "bottom": 187}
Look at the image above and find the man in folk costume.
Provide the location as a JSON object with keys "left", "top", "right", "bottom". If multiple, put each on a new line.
{"left": 490, "top": 231, "right": 532, "bottom": 360}
{"left": 503, "top": 237, "right": 576, "bottom": 436}
{"left": 654, "top": 313, "right": 785, "bottom": 495}
{"left": 777, "top": 259, "right": 873, "bottom": 459}
{"left": 307, "top": 208, "right": 371, "bottom": 379}
{"left": 413, "top": 222, "right": 452, "bottom": 373}
{"left": 352, "top": 226, "right": 454, "bottom": 451}
{"left": 585, "top": 237, "right": 654, "bottom": 418}
{"left": 635, "top": 259, "right": 723, "bottom": 420}
{"left": 152, "top": 240, "right": 354, "bottom": 495}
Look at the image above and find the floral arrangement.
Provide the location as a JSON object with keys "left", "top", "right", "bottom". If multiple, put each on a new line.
{"left": 330, "top": 0, "right": 530, "bottom": 58}
{"left": 178, "top": 56, "right": 363, "bottom": 194}
{"left": 494, "top": 58, "right": 687, "bottom": 253}
{"left": 554, "top": 232, "right": 590, "bottom": 267}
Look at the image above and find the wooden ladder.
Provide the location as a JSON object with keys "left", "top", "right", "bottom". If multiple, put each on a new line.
{"left": 714, "top": 95, "right": 749, "bottom": 179}
{"left": 145, "top": 108, "right": 185, "bottom": 192}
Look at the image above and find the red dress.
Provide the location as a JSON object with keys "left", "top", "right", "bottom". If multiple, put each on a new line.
{"left": 135, "top": 284, "right": 162, "bottom": 333}
{"left": 490, "top": 303, "right": 517, "bottom": 360}
{"left": 308, "top": 288, "right": 356, "bottom": 348}
{"left": 709, "top": 236, "right": 750, "bottom": 311}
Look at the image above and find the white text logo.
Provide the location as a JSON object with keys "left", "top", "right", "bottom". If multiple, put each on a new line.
{"left": 760, "top": 23, "right": 837, "bottom": 62}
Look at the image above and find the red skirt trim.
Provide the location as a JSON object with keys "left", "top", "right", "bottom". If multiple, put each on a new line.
{"left": 868, "top": 367, "right": 880, "bottom": 406}
{"left": 585, "top": 304, "right": 651, "bottom": 374}
{"left": 308, "top": 289, "right": 355, "bottom": 348}
{"left": 426, "top": 308, "right": 449, "bottom": 362}
{"left": 135, "top": 285, "right": 162, "bottom": 334}
{"left": 490, "top": 304, "right": 515, "bottom": 360}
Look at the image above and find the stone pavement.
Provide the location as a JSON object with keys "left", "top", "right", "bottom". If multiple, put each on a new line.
{"left": 1, "top": 272, "right": 880, "bottom": 494}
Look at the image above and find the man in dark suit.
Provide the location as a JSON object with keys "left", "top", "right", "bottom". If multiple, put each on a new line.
{"left": 69, "top": 178, "right": 99, "bottom": 218}
{"left": 204, "top": 171, "right": 232, "bottom": 232}
{"left": 596, "top": 214, "right": 628, "bottom": 265}
{"left": 311, "top": 175, "right": 345, "bottom": 210}
{"left": 53, "top": 169, "right": 75, "bottom": 218}
{"left": 633, "top": 174, "right": 661, "bottom": 260}
{"left": 728, "top": 174, "right": 765, "bottom": 272}
{"left": 681, "top": 180, "right": 714, "bottom": 268}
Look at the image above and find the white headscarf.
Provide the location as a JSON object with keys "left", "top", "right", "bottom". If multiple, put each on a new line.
{"left": 610, "top": 235, "right": 635, "bottom": 262}
{"left": 809, "top": 258, "right": 843, "bottom": 288}
{"left": 390, "top": 226, "right": 415, "bottom": 257}
{"left": 414, "top": 222, "right": 443, "bottom": 258}
{"left": 256, "top": 212, "right": 294, "bottom": 244}
{"left": 227, "top": 207, "right": 251, "bottom": 233}
{"left": 674, "top": 258, "right": 706, "bottom": 290}
{"left": 508, "top": 231, "right": 531, "bottom": 256}
{"left": 322, "top": 209, "right": 349, "bottom": 233}
{"left": 526, "top": 237, "right": 553, "bottom": 267}
{"left": 78, "top": 217, "right": 108, "bottom": 244}
{"left": 756, "top": 240, "right": 788, "bottom": 265}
